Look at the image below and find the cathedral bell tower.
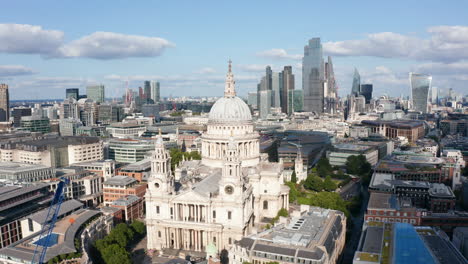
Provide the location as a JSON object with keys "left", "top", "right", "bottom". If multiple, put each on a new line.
{"left": 220, "top": 132, "right": 242, "bottom": 197}
{"left": 149, "top": 129, "right": 174, "bottom": 195}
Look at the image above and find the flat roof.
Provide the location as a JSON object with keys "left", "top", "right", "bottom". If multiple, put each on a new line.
{"left": 393, "top": 223, "right": 436, "bottom": 264}
{"left": 103, "top": 175, "right": 137, "bottom": 186}
{"left": 0, "top": 162, "right": 52, "bottom": 173}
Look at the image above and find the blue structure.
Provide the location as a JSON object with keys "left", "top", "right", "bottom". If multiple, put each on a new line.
{"left": 392, "top": 223, "right": 436, "bottom": 264}
{"left": 31, "top": 177, "right": 70, "bottom": 264}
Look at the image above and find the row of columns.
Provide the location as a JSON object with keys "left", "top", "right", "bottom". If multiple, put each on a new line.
{"left": 165, "top": 227, "right": 224, "bottom": 252}
{"left": 175, "top": 203, "right": 208, "bottom": 223}
{"left": 202, "top": 140, "right": 259, "bottom": 159}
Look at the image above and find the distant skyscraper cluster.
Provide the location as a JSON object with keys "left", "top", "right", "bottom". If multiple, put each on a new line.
{"left": 255, "top": 66, "right": 296, "bottom": 118}
{"left": 302, "top": 38, "right": 338, "bottom": 114}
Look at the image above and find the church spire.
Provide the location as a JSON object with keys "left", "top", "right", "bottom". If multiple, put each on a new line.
{"left": 224, "top": 59, "right": 236, "bottom": 98}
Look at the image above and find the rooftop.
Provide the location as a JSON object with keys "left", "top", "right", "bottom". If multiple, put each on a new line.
{"left": 0, "top": 162, "right": 53, "bottom": 173}
{"left": 103, "top": 176, "right": 137, "bottom": 186}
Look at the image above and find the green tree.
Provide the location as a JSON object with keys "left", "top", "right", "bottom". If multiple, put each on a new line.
{"left": 130, "top": 220, "right": 146, "bottom": 236}
{"left": 101, "top": 244, "right": 131, "bottom": 264}
{"left": 290, "top": 168, "right": 297, "bottom": 183}
{"left": 323, "top": 175, "right": 337, "bottom": 192}
{"left": 304, "top": 174, "right": 323, "bottom": 192}
{"left": 345, "top": 155, "right": 371, "bottom": 176}
{"left": 302, "top": 192, "right": 350, "bottom": 217}
{"left": 277, "top": 208, "right": 289, "bottom": 217}
{"left": 285, "top": 181, "right": 299, "bottom": 202}
{"left": 316, "top": 157, "right": 332, "bottom": 177}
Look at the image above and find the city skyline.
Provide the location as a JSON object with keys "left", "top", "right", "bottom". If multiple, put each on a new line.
{"left": 0, "top": 1, "right": 467, "bottom": 100}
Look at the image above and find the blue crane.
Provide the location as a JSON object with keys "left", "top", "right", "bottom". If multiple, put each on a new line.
{"left": 31, "top": 177, "right": 70, "bottom": 264}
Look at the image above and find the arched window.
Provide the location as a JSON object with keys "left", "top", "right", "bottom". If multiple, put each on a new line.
{"left": 263, "top": 200, "right": 268, "bottom": 210}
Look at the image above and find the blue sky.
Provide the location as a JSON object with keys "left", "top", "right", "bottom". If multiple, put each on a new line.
{"left": 0, "top": 1, "right": 467, "bottom": 100}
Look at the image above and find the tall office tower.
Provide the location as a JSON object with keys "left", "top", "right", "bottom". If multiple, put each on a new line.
{"left": 409, "top": 73, "right": 432, "bottom": 113}
{"left": 78, "top": 99, "right": 98, "bottom": 126}
{"left": 144, "top": 81, "right": 151, "bottom": 103}
{"left": 247, "top": 92, "right": 258, "bottom": 109}
{"left": 360, "top": 84, "right": 373, "bottom": 104}
{"left": 271, "top": 72, "right": 282, "bottom": 108}
{"left": 0, "top": 84, "right": 10, "bottom": 122}
{"left": 86, "top": 84, "right": 105, "bottom": 103}
{"left": 259, "top": 90, "right": 272, "bottom": 119}
{"left": 431, "top": 86, "right": 439, "bottom": 105}
{"left": 303, "top": 38, "right": 325, "bottom": 113}
{"left": 257, "top": 66, "right": 272, "bottom": 107}
{"left": 66, "top": 88, "right": 79, "bottom": 100}
{"left": 288, "top": 89, "right": 303, "bottom": 113}
{"left": 138, "top": 87, "right": 145, "bottom": 101}
{"left": 324, "top": 56, "right": 337, "bottom": 114}
{"left": 351, "top": 68, "right": 361, "bottom": 96}
{"left": 282, "top": 66, "right": 295, "bottom": 114}
{"left": 150, "top": 81, "right": 160, "bottom": 102}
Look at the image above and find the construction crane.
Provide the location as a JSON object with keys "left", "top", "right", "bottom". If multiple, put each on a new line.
{"left": 31, "top": 177, "right": 70, "bottom": 264}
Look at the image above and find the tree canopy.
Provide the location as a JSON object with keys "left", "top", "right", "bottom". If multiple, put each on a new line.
{"left": 170, "top": 148, "right": 201, "bottom": 171}
{"left": 304, "top": 174, "right": 323, "bottom": 192}
{"left": 323, "top": 176, "right": 337, "bottom": 191}
{"left": 316, "top": 156, "right": 333, "bottom": 177}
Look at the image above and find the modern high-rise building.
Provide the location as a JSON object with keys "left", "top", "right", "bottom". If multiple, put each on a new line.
{"left": 12, "top": 107, "right": 32, "bottom": 127}
{"left": 431, "top": 86, "right": 439, "bottom": 105}
{"left": 86, "top": 85, "right": 105, "bottom": 103}
{"left": 143, "top": 81, "right": 151, "bottom": 104}
{"left": 409, "top": 73, "right": 432, "bottom": 113}
{"left": 66, "top": 88, "right": 79, "bottom": 100}
{"left": 303, "top": 38, "right": 324, "bottom": 113}
{"left": 360, "top": 84, "right": 373, "bottom": 104}
{"left": 0, "top": 84, "right": 10, "bottom": 122}
{"left": 271, "top": 72, "right": 282, "bottom": 108}
{"left": 288, "top": 89, "right": 303, "bottom": 113}
{"left": 282, "top": 66, "right": 295, "bottom": 114}
{"left": 150, "top": 81, "right": 160, "bottom": 102}
{"left": 324, "top": 56, "right": 337, "bottom": 114}
{"left": 259, "top": 90, "right": 272, "bottom": 119}
{"left": 351, "top": 68, "right": 361, "bottom": 96}
{"left": 247, "top": 92, "right": 258, "bottom": 109}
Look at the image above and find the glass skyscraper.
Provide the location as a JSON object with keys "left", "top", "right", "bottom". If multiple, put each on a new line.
{"left": 86, "top": 84, "right": 105, "bottom": 103}
{"left": 351, "top": 68, "right": 361, "bottom": 96}
{"left": 303, "top": 38, "right": 324, "bottom": 113}
{"left": 66, "top": 88, "right": 79, "bottom": 100}
{"left": 409, "top": 73, "right": 432, "bottom": 113}
{"left": 150, "top": 81, "right": 160, "bottom": 102}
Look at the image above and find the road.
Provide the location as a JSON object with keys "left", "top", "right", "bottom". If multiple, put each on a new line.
{"left": 339, "top": 185, "right": 369, "bottom": 264}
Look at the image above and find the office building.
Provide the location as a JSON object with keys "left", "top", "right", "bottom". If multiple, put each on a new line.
{"left": 59, "top": 118, "right": 82, "bottom": 136}
{"left": 97, "top": 104, "right": 124, "bottom": 125}
{"left": 103, "top": 176, "right": 147, "bottom": 206}
{"left": 247, "top": 92, "right": 258, "bottom": 109}
{"left": 150, "top": 80, "right": 160, "bottom": 102}
{"left": 324, "top": 56, "right": 338, "bottom": 114}
{"left": 288, "top": 89, "right": 303, "bottom": 113}
{"left": 78, "top": 98, "right": 98, "bottom": 126}
{"left": 230, "top": 207, "right": 346, "bottom": 264}
{"left": 271, "top": 72, "right": 282, "bottom": 108}
{"left": 141, "top": 104, "right": 160, "bottom": 120}
{"left": 410, "top": 73, "right": 432, "bottom": 113}
{"left": 19, "top": 116, "right": 51, "bottom": 133}
{"left": 11, "top": 107, "right": 31, "bottom": 128}
{"left": 361, "top": 120, "right": 425, "bottom": 142}
{"left": 303, "top": 38, "right": 324, "bottom": 113}
{"left": 0, "top": 162, "right": 55, "bottom": 182}
{"left": 65, "top": 88, "right": 79, "bottom": 100}
{"left": 0, "top": 183, "right": 51, "bottom": 249}
{"left": 106, "top": 122, "right": 146, "bottom": 138}
{"left": 259, "top": 89, "right": 272, "bottom": 119}
{"left": 108, "top": 138, "right": 154, "bottom": 163}
{"left": 360, "top": 84, "right": 373, "bottom": 104}
{"left": 0, "top": 84, "right": 9, "bottom": 122}
{"left": 61, "top": 98, "right": 79, "bottom": 119}
{"left": 351, "top": 68, "right": 361, "bottom": 96}
{"left": 282, "top": 66, "right": 295, "bottom": 114}
{"left": 144, "top": 81, "right": 151, "bottom": 103}
{"left": 86, "top": 84, "right": 105, "bottom": 103}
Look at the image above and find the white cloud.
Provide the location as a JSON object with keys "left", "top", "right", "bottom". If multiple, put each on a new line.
{"left": 0, "top": 65, "right": 36, "bottom": 77}
{"left": 323, "top": 26, "right": 468, "bottom": 62}
{"left": 0, "top": 24, "right": 63, "bottom": 54}
{"left": 54, "top": 32, "right": 174, "bottom": 59}
{"left": 413, "top": 61, "right": 468, "bottom": 75}
{"left": 0, "top": 24, "right": 174, "bottom": 60}
{"left": 238, "top": 64, "right": 270, "bottom": 72}
{"left": 256, "top": 49, "right": 302, "bottom": 60}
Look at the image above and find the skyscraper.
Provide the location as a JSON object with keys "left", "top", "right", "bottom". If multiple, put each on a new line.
{"left": 360, "top": 84, "right": 373, "bottom": 104}
{"left": 66, "top": 88, "right": 79, "bottom": 100}
{"left": 259, "top": 90, "right": 272, "bottom": 119}
{"left": 431, "top": 86, "right": 439, "bottom": 105}
{"left": 86, "top": 84, "right": 105, "bottom": 103}
{"left": 409, "top": 73, "right": 432, "bottom": 113}
{"left": 144, "top": 81, "right": 151, "bottom": 103}
{"left": 271, "top": 72, "right": 282, "bottom": 108}
{"left": 324, "top": 56, "right": 337, "bottom": 114}
{"left": 303, "top": 38, "right": 324, "bottom": 113}
{"left": 351, "top": 68, "right": 361, "bottom": 96}
{"left": 0, "top": 84, "right": 10, "bottom": 122}
{"left": 282, "top": 66, "right": 295, "bottom": 114}
{"left": 150, "top": 81, "right": 160, "bottom": 102}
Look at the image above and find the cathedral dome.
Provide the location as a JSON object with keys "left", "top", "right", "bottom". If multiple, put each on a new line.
{"left": 208, "top": 60, "right": 252, "bottom": 124}
{"left": 208, "top": 96, "right": 252, "bottom": 123}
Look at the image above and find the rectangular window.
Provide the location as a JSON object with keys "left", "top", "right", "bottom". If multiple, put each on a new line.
{"left": 156, "top": 206, "right": 160, "bottom": 214}
{"left": 213, "top": 210, "right": 216, "bottom": 219}
{"left": 28, "top": 219, "right": 34, "bottom": 232}
{"left": 228, "top": 211, "right": 232, "bottom": 220}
